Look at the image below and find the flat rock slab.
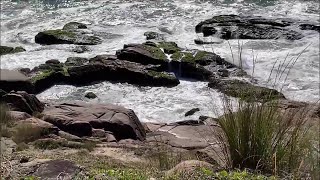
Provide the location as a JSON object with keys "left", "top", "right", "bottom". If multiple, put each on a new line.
{"left": 42, "top": 102, "right": 146, "bottom": 140}
{"left": 31, "top": 160, "right": 80, "bottom": 180}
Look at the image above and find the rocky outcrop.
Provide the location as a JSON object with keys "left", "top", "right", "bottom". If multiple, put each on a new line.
{"left": 299, "top": 24, "right": 320, "bottom": 32}
{"left": 0, "top": 46, "right": 25, "bottom": 56}
{"left": 3, "top": 91, "right": 44, "bottom": 114}
{"left": 196, "top": 15, "right": 304, "bottom": 40}
{"left": 26, "top": 55, "right": 179, "bottom": 93}
{"left": 208, "top": 78, "right": 285, "bottom": 101}
{"left": 42, "top": 102, "right": 146, "bottom": 140}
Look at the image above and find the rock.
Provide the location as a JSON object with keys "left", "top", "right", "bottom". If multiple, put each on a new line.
{"left": 20, "top": 156, "right": 30, "bottom": 163}
{"left": 63, "top": 22, "right": 87, "bottom": 30}
{"left": 0, "top": 69, "right": 34, "bottom": 93}
{"left": 196, "top": 15, "right": 303, "bottom": 40}
{"left": 42, "top": 102, "right": 146, "bottom": 140}
{"left": 156, "top": 41, "right": 181, "bottom": 54}
{"left": 85, "top": 92, "right": 97, "bottom": 99}
{"left": 185, "top": 108, "right": 200, "bottom": 117}
{"left": 194, "top": 39, "right": 221, "bottom": 44}
{"left": 45, "top": 59, "right": 60, "bottom": 64}
{"left": 0, "top": 46, "right": 25, "bottom": 56}
{"left": 208, "top": 78, "right": 285, "bottom": 101}
{"left": 31, "top": 159, "right": 80, "bottom": 180}
{"left": 8, "top": 111, "right": 32, "bottom": 121}
{"left": 58, "top": 131, "right": 81, "bottom": 141}
{"left": 166, "top": 160, "right": 217, "bottom": 177}
{"left": 116, "top": 43, "right": 168, "bottom": 66}
{"left": 17, "top": 118, "right": 59, "bottom": 135}
{"left": 35, "top": 29, "right": 102, "bottom": 45}
{"left": 67, "top": 55, "right": 179, "bottom": 87}
{"left": 299, "top": 24, "right": 320, "bottom": 32}
{"left": 92, "top": 129, "right": 106, "bottom": 138}
{"left": 3, "top": 91, "right": 44, "bottom": 114}
{"left": 105, "top": 131, "right": 117, "bottom": 142}
{"left": 170, "top": 50, "right": 233, "bottom": 80}
{"left": 72, "top": 46, "right": 89, "bottom": 53}
{"left": 65, "top": 57, "right": 89, "bottom": 66}
{"left": 144, "top": 31, "right": 165, "bottom": 40}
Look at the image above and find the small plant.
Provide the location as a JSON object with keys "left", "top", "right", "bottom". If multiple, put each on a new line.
{"left": 216, "top": 98, "right": 311, "bottom": 177}
{"left": 12, "top": 124, "right": 44, "bottom": 144}
{"left": 0, "top": 103, "right": 13, "bottom": 137}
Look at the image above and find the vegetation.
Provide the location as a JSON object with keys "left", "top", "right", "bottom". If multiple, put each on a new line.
{"left": 215, "top": 94, "right": 315, "bottom": 178}
{"left": 143, "top": 44, "right": 168, "bottom": 61}
{"left": 0, "top": 103, "right": 13, "bottom": 137}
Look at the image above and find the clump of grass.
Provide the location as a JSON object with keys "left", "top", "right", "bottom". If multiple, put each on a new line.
{"left": 216, "top": 98, "right": 312, "bottom": 177}
{"left": 34, "top": 138, "right": 97, "bottom": 151}
{"left": 0, "top": 103, "right": 13, "bottom": 137}
{"left": 12, "top": 124, "right": 44, "bottom": 144}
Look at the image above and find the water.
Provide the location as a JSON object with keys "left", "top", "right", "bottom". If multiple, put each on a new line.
{"left": 1, "top": 0, "right": 319, "bottom": 122}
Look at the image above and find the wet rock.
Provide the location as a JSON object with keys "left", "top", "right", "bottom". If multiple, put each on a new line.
{"left": 208, "top": 78, "right": 285, "bottom": 101}
{"left": 63, "top": 22, "right": 87, "bottom": 30}
{"left": 72, "top": 46, "right": 90, "bottom": 53}
{"left": 194, "top": 39, "right": 221, "bottom": 45}
{"left": 3, "top": 91, "right": 44, "bottom": 114}
{"left": 42, "top": 102, "right": 146, "bottom": 140}
{"left": 196, "top": 15, "right": 303, "bottom": 40}
{"left": 45, "top": 59, "right": 60, "bottom": 65}
{"left": 144, "top": 31, "right": 165, "bottom": 40}
{"left": 31, "top": 159, "right": 80, "bottom": 180}
{"left": 0, "top": 46, "right": 25, "bottom": 56}
{"left": 299, "top": 24, "right": 320, "bottom": 32}
{"left": 185, "top": 108, "right": 200, "bottom": 117}
{"left": 35, "top": 29, "right": 102, "bottom": 45}
{"left": 85, "top": 92, "right": 97, "bottom": 99}
{"left": 0, "top": 69, "right": 34, "bottom": 93}
{"left": 116, "top": 43, "right": 168, "bottom": 66}
{"left": 65, "top": 57, "right": 89, "bottom": 66}
{"left": 156, "top": 41, "right": 181, "bottom": 54}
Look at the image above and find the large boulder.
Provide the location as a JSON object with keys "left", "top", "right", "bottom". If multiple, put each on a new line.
{"left": 2, "top": 91, "right": 44, "bottom": 114}
{"left": 42, "top": 102, "right": 146, "bottom": 140}
{"left": 196, "top": 15, "right": 303, "bottom": 40}
{"left": 35, "top": 29, "right": 102, "bottom": 45}
{"left": 208, "top": 78, "right": 285, "bottom": 101}
{"left": 0, "top": 69, "right": 34, "bottom": 93}
{"left": 0, "top": 46, "right": 25, "bottom": 56}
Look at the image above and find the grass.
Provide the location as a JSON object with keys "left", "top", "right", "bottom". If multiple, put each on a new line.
{"left": 0, "top": 104, "right": 13, "bottom": 137}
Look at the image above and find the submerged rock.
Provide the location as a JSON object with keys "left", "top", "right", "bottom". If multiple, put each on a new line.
{"left": 0, "top": 46, "right": 25, "bottom": 56}
{"left": 63, "top": 22, "right": 87, "bottom": 30}
{"left": 144, "top": 31, "right": 165, "bottom": 40}
{"left": 196, "top": 15, "right": 303, "bottom": 40}
{"left": 185, "top": 108, "right": 200, "bottom": 117}
{"left": 85, "top": 92, "right": 97, "bottom": 99}
{"left": 208, "top": 78, "right": 285, "bottom": 101}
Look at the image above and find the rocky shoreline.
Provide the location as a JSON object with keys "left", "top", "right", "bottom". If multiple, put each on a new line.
{"left": 1, "top": 15, "right": 319, "bottom": 179}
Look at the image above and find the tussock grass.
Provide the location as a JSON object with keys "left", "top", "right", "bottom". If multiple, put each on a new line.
{"left": 0, "top": 103, "right": 13, "bottom": 137}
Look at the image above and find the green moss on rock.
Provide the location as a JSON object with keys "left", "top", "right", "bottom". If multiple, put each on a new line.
{"left": 43, "top": 29, "right": 76, "bottom": 39}
{"left": 171, "top": 51, "right": 195, "bottom": 63}
{"left": 0, "top": 46, "right": 26, "bottom": 56}
{"left": 157, "top": 42, "right": 180, "bottom": 54}
{"left": 143, "top": 45, "right": 167, "bottom": 61}
{"left": 147, "top": 70, "right": 176, "bottom": 80}
{"left": 31, "top": 70, "right": 55, "bottom": 83}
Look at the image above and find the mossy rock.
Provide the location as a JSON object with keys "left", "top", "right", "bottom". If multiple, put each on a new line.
{"left": 0, "top": 46, "right": 26, "bottom": 56}
{"left": 144, "top": 31, "right": 165, "bottom": 40}
{"left": 157, "top": 41, "right": 181, "bottom": 54}
{"left": 35, "top": 29, "right": 102, "bottom": 45}
{"left": 142, "top": 44, "right": 167, "bottom": 61}
{"left": 208, "top": 79, "right": 285, "bottom": 101}
{"left": 171, "top": 51, "right": 195, "bottom": 63}
{"left": 147, "top": 70, "right": 179, "bottom": 86}
{"left": 63, "top": 22, "right": 87, "bottom": 30}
